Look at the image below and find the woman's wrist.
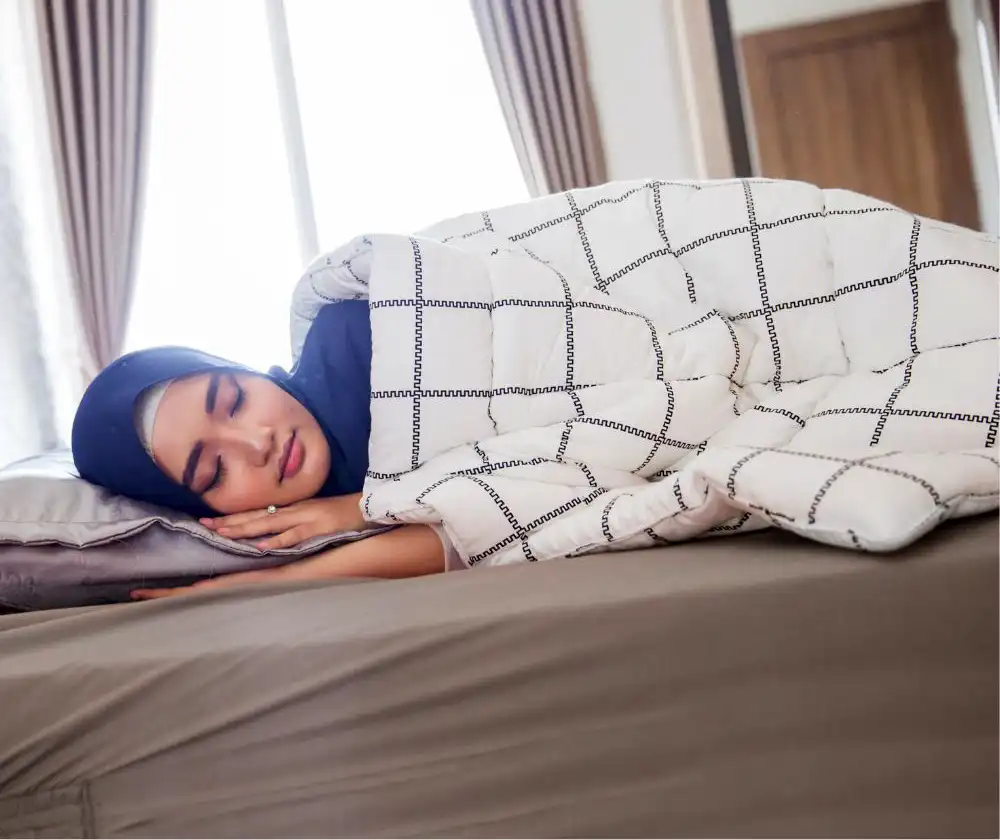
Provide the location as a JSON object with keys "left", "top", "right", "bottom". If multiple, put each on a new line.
{"left": 284, "top": 524, "right": 444, "bottom": 580}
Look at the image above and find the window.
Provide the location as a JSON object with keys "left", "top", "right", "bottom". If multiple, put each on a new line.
{"left": 128, "top": 0, "right": 527, "bottom": 371}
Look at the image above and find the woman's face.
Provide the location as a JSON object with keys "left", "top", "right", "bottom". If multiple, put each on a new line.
{"left": 150, "top": 372, "right": 331, "bottom": 514}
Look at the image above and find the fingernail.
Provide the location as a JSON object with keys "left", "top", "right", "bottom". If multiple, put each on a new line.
{"left": 255, "top": 542, "right": 268, "bottom": 550}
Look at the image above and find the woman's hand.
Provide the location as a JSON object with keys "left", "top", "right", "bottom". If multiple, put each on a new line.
{"left": 131, "top": 525, "right": 444, "bottom": 600}
{"left": 200, "top": 493, "right": 367, "bottom": 551}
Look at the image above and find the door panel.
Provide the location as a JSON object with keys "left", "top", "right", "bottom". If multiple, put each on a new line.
{"left": 740, "top": 1, "right": 980, "bottom": 228}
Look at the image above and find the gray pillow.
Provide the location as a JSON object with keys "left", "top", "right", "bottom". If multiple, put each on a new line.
{"left": 0, "top": 451, "right": 387, "bottom": 611}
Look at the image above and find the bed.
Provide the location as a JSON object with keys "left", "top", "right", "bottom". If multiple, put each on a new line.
{"left": 1, "top": 513, "right": 996, "bottom": 838}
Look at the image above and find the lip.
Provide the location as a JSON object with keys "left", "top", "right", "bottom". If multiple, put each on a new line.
{"left": 278, "top": 431, "right": 304, "bottom": 483}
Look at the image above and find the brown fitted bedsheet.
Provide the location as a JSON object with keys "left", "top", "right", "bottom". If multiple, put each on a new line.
{"left": 1, "top": 515, "right": 997, "bottom": 838}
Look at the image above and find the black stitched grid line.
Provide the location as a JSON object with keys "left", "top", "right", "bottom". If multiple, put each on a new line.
{"left": 667, "top": 308, "right": 716, "bottom": 335}
{"left": 508, "top": 183, "right": 649, "bottom": 242}
{"left": 814, "top": 406, "right": 991, "bottom": 424}
{"left": 670, "top": 205, "right": 895, "bottom": 259}
{"left": 870, "top": 357, "right": 916, "bottom": 446}
{"left": 726, "top": 449, "right": 769, "bottom": 498}
{"left": 650, "top": 467, "right": 678, "bottom": 481}
{"left": 493, "top": 298, "right": 560, "bottom": 310}
{"left": 874, "top": 336, "right": 999, "bottom": 374}
{"left": 370, "top": 299, "right": 492, "bottom": 311}
{"left": 414, "top": 474, "right": 459, "bottom": 506}
{"left": 372, "top": 383, "right": 606, "bottom": 400}
{"left": 309, "top": 275, "right": 340, "bottom": 303}
{"left": 521, "top": 244, "right": 584, "bottom": 417}
{"left": 752, "top": 405, "right": 806, "bottom": 426}
{"left": 729, "top": 259, "right": 997, "bottom": 323}
{"left": 597, "top": 247, "right": 672, "bottom": 293}
{"left": 709, "top": 511, "right": 753, "bottom": 533}
{"left": 847, "top": 529, "right": 862, "bottom": 549}
{"left": 567, "top": 191, "right": 602, "bottom": 287}
{"left": 644, "top": 528, "right": 673, "bottom": 545}
{"left": 600, "top": 497, "right": 618, "bottom": 541}
{"left": 341, "top": 256, "right": 367, "bottom": 286}
{"left": 752, "top": 447, "right": 945, "bottom": 513}
{"left": 652, "top": 180, "right": 698, "bottom": 302}
{"left": 556, "top": 421, "right": 573, "bottom": 463}
{"left": 730, "top": 294, "right": 834, "bottom": 321}
{"left": 463, "top": 475, "right": 535, "bottom": 563}
{"left": 742, "top": 500, "right": 795, "bottom": 523}
{"left": 468, "top": 486, "right": 609, "bottom": 565}
{"left": 964, "top": 452, "right": 1000, "bottom": 467}
{"left": 473, "top": 443, "right": 491, "bottom": 467}
{"left": 743, "top": 181, "right": 783, "bottom": 391}
{"left": 806, "top": 452, "right": 892, "bottom": 524}
{"left": 494, "top": 188, "right": 905, "bottom": 293}
{"left": 455, "top": 456, "right": 551, "bottom": 477}
{"left": 366, "top": 468, "right": 409, "bottom": 481}
{"left": 988, "top": 375, "right": 1000, "bottom": 448}
{"left": 571, "top": 416, "right": 703, "bottom": 450}
{"left": 719, "top": 315, "right": 744, "bottom": 413}
{"left": 808, "top": 462, "right": 859, "bottom": 524}
{"left": 442, "top": 226, "right": 488, "bottom": 243}
{"left": 409, "top": 238, "right": 424, "bottom": 470}
{"left": 672, "top": 480, "right": 689, "bottom": 511}
{"left": 906, "top": 218, "right": 921, "bottom": 356}
{"left": 635, "top": 382, "right": 676, "bottom": 472}
{"left": 482, "top": 210, "right": 494, "bottom": 232}
{"left": 578, "top": 462, "right": 599, "bottom": 487}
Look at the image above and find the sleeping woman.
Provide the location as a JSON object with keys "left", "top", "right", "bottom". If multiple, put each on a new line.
{"left": 72, "top": 300, "right": 451, "bottom": 600}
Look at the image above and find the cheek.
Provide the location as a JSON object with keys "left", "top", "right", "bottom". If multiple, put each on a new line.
{"left": 214, "top": 468, "right": 274, "bottom": 513}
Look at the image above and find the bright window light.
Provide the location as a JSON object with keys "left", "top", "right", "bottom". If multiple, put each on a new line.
{"left": 284, "top": 0, "right": 528, "bottom": 245}
{"left": 129, "top": 0, "right": 528, "bottom": 372}
{"left": 128, "top": 0, "right": 300, "bottom": 371}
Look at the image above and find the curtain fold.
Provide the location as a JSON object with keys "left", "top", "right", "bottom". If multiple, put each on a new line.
{"left": 471, "top": 0, "right": 606, "bottom": 195}
{"left": 35, "top": 0, "right": 154, "bottom": 379}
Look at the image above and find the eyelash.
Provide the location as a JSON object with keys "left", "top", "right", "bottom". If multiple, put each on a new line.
{"left": 230, "top": 383, "right": 245, "bottom": 417}
{"left": 204, "top": 456, "right": 226, "bottom": 495}
{"left": 202, "top": 384, "right": 243, "bottom": 495}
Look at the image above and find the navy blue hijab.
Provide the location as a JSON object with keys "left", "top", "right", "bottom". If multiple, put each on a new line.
{"left": 72, "top": 300, "right": 372, "bottom": 518}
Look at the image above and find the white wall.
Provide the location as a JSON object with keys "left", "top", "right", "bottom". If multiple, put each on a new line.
{"left": 728, "top": 0, "right": 999, "bottom": 233}
{"left": 729, "top": 0, "right": 917, "bottom": 34}
{"left": 948, "top": 0, "right": 999, "bottom": 234}
{"left": 577, "top": 0, "right": 699, "bottom": 181}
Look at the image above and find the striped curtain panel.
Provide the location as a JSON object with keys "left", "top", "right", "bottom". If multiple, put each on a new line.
{"left": 471, "top": 0, "right": 606, "bottom": 196}
{"left": 34, "top": 0, "right": 154, "bottom": 379}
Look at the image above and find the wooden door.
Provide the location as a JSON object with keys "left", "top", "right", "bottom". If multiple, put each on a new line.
{"left": 740, "top": 1, "right": 980, "bottom": 229}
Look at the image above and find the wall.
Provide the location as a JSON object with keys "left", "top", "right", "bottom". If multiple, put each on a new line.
{"left": 728, "top": 0, "right": 999, "bottom": 233}
{"left": 577, "top": 0, "right": 699, "bottom": 181}
{"left": 728, "top": 0, "right": 917, "bottom": 33}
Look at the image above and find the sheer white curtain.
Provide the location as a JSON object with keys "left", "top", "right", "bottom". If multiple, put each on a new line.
{"left": 0, "top": 0, "right": 85, "bottom": 466}
{"left": 128, "top": 0, "right": 528, "bottom": 372}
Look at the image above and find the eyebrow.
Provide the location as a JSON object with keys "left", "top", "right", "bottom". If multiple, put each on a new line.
{"left": 205, "top": 372, "right": 221, "bottom": 414}
{"left": 182, "top": 441, "right": 204, "bottom": 490}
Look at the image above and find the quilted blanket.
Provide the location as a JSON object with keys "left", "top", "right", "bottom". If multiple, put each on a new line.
{"left": 290, "top": 179, "right": 999, "bottom": 566}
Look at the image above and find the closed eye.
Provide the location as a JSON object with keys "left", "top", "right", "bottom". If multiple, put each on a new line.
{"left": 230, "top": 379, "right": 245, "bottom": 417}
{"left": 202, "top": 455, "right": 226, "bottom": 495}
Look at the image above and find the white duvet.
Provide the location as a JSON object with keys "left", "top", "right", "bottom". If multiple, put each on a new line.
{"left": 290, "top": 179, "right": 999, "bottom": 566}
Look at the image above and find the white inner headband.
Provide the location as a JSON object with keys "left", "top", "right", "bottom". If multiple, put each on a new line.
{"left": 134, "top": 382, "right": 170, "bottom": 456}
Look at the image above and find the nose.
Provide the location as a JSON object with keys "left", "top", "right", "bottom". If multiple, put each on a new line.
{"left": 218, "top": 425, "right": 273, "bottom": 466}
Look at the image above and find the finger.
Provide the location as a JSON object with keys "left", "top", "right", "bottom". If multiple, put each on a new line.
{"left": 203, "top": 508, "right": 275, "bottom": 530}
{"left": 256, "top": 525, "right": 310, "bottom": 552}
{"left": 217, "top": 514, "right": 301, "bottom": 540}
